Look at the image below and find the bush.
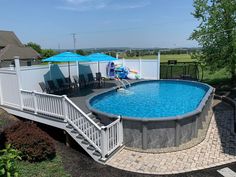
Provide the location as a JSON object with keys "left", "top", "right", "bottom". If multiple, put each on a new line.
{"left": 3, "top": 122, "right": 56, "bottom": 162}
{"left": 0, "top": 144, "right": 21, "bottom": 177}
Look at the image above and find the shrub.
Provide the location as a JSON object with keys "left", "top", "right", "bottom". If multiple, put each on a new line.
{"left": 3, "top": 122, "right": 56, "bottom": 162}
{"left": 0, "top": 144, "right": 21, "bottom": 177}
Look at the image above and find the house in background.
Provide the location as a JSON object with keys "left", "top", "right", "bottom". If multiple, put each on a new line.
{"left": 0, "top": 30, "right": 40, "bottom": 67}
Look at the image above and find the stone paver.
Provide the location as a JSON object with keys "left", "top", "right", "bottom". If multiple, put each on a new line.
{"left": 107, "top": 101, "right": 236, "bottom": 175}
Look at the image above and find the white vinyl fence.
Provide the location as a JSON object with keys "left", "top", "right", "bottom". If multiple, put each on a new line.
{"left": 0, "top": 68, "right": 21, "bottom": 108}
{"left": 16, "top": 58, "right": 160, "bottom": 91}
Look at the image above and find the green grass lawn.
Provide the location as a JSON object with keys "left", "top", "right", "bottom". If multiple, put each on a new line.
{"left": 201, "top": 68, "right": 232, "bottom": 91}
{"left": 17, "top": 155, "right": 71, "bottom": 177}
{"left": 125, "top": 54, "right": 194, "bottom": 62}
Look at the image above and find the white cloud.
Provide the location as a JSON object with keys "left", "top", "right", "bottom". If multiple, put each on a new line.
{"left": 57, "top": 0, "right": 150, "bottom": 11}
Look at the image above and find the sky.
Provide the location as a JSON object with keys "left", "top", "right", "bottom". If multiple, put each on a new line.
{"left": 0, "top": 0, "right": 199, "bottom": 49}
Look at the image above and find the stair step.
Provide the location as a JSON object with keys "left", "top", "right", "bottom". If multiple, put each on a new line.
{"left": 71, "top": 129, "right": 78, "bottom": 133}
{"left": 92, "top": 118, "right": 100, "bottom": 123}
{"left": 87, "top": 112, "right": 93, "bottom": 116}
{"left": 97, "top": 122, "right": 104, "bottom": 126}
{"left": 89, "top": 114, "right": 96, "bottom": 119}
{"left": 82, "top": 139, "right": 89, "bottom": 145}
{"left": 66, "top": 124, "right": 73, "bottom": 129}
{"left": 76, "top": 134, "right": 83, "bottom": 139}
{"left": 87, "top": 145, "right": 95, "bottom": 151}
{"left": 93, "top": 150, "right": 101, "bottom": 157}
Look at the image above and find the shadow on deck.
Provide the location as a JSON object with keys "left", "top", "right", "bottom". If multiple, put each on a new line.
{"left": 68, "top": 79, "right": 141, "bottom": 114}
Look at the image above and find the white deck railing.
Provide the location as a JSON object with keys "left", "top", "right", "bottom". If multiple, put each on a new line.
{"left": 20, "top": 89, "right": 123, "bottom": 159}
{"left": 101, "top": 118, "right": 123, "bottom": 157}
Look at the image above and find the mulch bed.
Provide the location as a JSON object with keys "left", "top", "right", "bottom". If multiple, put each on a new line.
{"left": 56, "top": 141, "right": 158, "bottom": 177}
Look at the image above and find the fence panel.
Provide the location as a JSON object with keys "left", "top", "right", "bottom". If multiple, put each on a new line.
{"left": 160, "top": 62, "right": 199, "bottom": 80}
{"left": 141, "top": 60, "right": 158, "bottom": 79}
{"left": 0, "top": 69, "right": 21, "bottom": 108}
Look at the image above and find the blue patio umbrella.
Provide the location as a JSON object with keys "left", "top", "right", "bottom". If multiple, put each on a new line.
{"left": 87, "top": 53, "right": 117, "bottom": 62}
{"left": 43, "top": 52, "right": 90, "bottom": 86}
{"left": 43, "top": 52, "right": 88, "bottom": 62}
{"left": 87, "top": 53, "right": 117, "bottom": 73}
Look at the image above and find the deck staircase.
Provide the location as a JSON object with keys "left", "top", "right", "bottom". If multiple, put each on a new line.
{"left": 63, "top": 114, "right": 103, "bottom": 162}
{"left": 18, "top": 90, "right": 123, "bottom": 164}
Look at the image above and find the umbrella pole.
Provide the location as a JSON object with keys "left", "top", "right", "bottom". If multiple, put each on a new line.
{"left": 76, "top": 61, "right": 80, "bottom": 76}
{"left": 68, "top": 62, "right": 71, "bottom": 88}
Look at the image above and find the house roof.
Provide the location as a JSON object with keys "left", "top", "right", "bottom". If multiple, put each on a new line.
{"left": 0, "top": 45, "right": 40, "bottom": 60}
{"left": 0, "top": 30, "right": 23, "bottom": 47}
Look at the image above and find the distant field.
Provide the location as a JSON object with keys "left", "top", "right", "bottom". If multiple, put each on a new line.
{"left": 125, "top": 54, "right": 195, "bottom": 62}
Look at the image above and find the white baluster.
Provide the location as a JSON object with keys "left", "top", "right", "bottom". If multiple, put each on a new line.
{"left": 33, "top": 91, "right": 38, "bottom": 114}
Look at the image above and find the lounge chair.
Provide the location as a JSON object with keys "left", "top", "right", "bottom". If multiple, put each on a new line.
{"left": 79, "top": 74, "right": 87, "bottom": 89}
{"left": 47, "top": 80, "right": 60, "bottom": 94}
{"left": 73, "top": 75, "right": 86, "bottom": 89}
{"left": 95, "top": 72, "right": 105, "bottom": 88}
{"left": 65, "top": 77, "right": 76, "bottom": 88}
{"left": 39, "top": 82, "right": 49, "bottom": 93}
{"left": 73, "top": 75, "right": 79, "bottom": 88}
{"left": 56, "top": 78, "right": 69, "bottom": 92}
{"left": 87, "top": 73, "right": 95, "bottom": 87}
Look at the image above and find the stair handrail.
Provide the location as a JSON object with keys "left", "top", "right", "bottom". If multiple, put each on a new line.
{"left": 122, "top": 79, "right": 131, "bottom": 87}
{"left": 20, "top": 89, "right": 123, "bottom": 160}
{"left": 116, "top": 79, "right": 126, "bottom": 88}
{"left": 64, "top": 96, "right": 102, "bottom": 130}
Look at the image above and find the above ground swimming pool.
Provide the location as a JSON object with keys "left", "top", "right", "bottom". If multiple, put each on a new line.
{"left": 87, "top": 80, "right": 214, "bottom": 150}
{"left": 89, "top": 80, "right": 210, "bottom": 119}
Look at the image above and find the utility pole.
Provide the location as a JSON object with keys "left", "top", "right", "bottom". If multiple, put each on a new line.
{"left": 71, "top": 33, "right": 78, "bottom": 52}
{"left": 58, "top": 43, "right": 61, "bottom": 52}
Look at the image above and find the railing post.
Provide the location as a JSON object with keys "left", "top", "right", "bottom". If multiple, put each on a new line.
{"left": 139, "top": 58, "right": 142, "bottom": 79}
{"left": 157, "top": 51, "right": 160, "bottom": 80}
{"left": 33, "top": 91, "right": 38, "bottom": 114}
{"left": 62, "top": 95, "right": 68, "bottom": 122}
{"left": 14, "top": 57, "right": 23, "bottom": 110}
{"left": 118, "top": 116, "right": 123, "bottom": 145}
{"left": 101, "top": 126, "right": 108, "bottom": 160}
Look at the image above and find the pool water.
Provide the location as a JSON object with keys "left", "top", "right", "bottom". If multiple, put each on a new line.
{"left": 90, "top": 81, "right": 209, "bottom": 119}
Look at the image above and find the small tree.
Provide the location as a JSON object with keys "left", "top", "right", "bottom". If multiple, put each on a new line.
{"left": 26, "top": 42, "right": 42, "bottom": 54}
{"left": 41, "top": 49, "right": 57, "bottom": 59}
{"left": 190, "top": 0, "right": 236, "bottom": 80}
{"left": 76, "top": 49, "right": 85, "bottom": 56}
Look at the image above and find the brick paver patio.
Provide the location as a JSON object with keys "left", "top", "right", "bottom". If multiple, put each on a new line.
{"left": 107, "top": 100, "right": 236, "bottom": 175}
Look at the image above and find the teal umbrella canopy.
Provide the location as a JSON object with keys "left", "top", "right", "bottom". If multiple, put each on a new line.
{"left": 87, "top": 53, "right": 117, "bottom": 62}
{"left": 43, "top": 52, "right": 88, "bottom": 62}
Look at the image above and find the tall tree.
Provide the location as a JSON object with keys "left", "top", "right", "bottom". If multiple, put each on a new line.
{"left": 190, "top": 0, "right": 236, "bottom": 80}
{"left": 41, "top": 49, "right": 57, "bottom": 58}
{"left": 26, "top": 42, "right": 42, "bottom": 54}
{"left": 76, "top": 49, "right": 85, "bottom": 56}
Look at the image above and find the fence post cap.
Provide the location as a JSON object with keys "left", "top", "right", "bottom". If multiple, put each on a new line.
{"left": 101, "top": 126, "right": 107, "bottom": 131}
